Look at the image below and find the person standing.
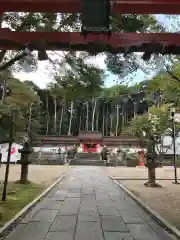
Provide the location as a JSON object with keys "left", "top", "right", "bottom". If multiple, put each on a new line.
{"left": 101, "top": 145, "right": 109, "bottom": 166}
{"left": 64, "top": 146, "right": 68, "bottom": 164}
{"left": 72, "top": 144, "right": 77, "bottom": 160}
{"left": 57, "top": 147, "right": 62, "bottom": 164}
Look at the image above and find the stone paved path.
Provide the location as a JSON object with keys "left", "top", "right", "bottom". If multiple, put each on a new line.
{"left": 4, "top": 167, "right": 176, "bottom": 240}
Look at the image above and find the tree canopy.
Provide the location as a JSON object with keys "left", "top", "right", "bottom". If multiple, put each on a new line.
{"left": 0, "top": 12, "right": 180, "bottom": 144}
{"left": 0, "top": 57, "right": 180, "bottom": 143}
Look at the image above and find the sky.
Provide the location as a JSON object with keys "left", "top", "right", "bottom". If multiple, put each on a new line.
{"left": 14, "top": 14, "right": 179, "bottom": 89}
{"left": 15, "top": 54, "right": 109, "bottom": 88}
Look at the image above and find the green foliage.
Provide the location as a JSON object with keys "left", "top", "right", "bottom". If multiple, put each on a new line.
{"left": 0, "top": 77, "right": 40, "bottom": 142}
{"left": 105, "top": 15, "right": 165, "bottom": 77}
{"left": 53, "top": 53, "right": 104, "bottom": 100}
{"left": 126, "top": 105, "right": 171, "bottom": 141}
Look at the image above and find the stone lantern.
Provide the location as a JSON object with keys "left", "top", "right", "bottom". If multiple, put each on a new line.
{"left": 18, "top": 141, "right": 32, "bottom": 184}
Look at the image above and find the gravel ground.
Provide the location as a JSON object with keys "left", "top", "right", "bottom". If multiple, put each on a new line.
{"left": 104, "top": 166, "right": 180, "bottom": 230}
{"left": 104, "top": 166, "right": 179, "bottom": 179}
{"left": 0, "top": 165, "right": 71, "bottom": 186}
{"left": 119, "top": 179, "right": 180, "bottom": 230}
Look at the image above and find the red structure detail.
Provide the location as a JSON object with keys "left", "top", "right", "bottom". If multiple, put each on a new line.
{"left": 10, "top": 147, "right": 16, "bottom": 155}
{"left": 0, "top": 0, "right": 179, "bottom": 14}
{"left": 138, "top": 150, "right": 145, "bottom": 167}
{"left": 82, "top": 143, "right": 98, "bottom": 153}
{"left": 0, "top": 31, "right": 180, "bottom": 51}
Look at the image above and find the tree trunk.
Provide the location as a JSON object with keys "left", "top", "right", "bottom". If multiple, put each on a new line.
{"left": 20, "top": 164, "right": 29, "bottom": 184}
{"left": 92, "top": 98, "right": 97, "bottom": 131}
{"left": 53, "top": 97, "right": 57, "bottom": 133}
{"left": 134, "top": 101, "right": 137, "bottom": 118}
{"left": 68, "top": 100, "right": 74, "bottom": 135}
{"left": 86, "top": 101, "right": 89, "bottom": 131}
{"left": 144, "top": 167, "right": 161, "bottom": 187}
{"left": 28, "top": 103, "right": 33, "bottom": 132}
{"left": 45, "top": 95, "right": 49, "bottom": 135}
{"left": 121, "top": 104, "right": 124, "bottom": 130}
{"left": 105, "top": 103, "right": 109, "bottom": 136}
{"left": 102, "top": 106, "right": 105, "bottom": 136}
{"left": 115, "top": 105, "right": 119, "bottom": 136}
{"left": 79, "top": 112, "right": 82, "bottom": 132}
{"left": 144, "top": 139, "right": 161, "bottom": 187}
{"left": 96, "top": 107, "right": 99, "bottom": 131}
{"left": 59, "top": 105, "right": 64, "bottom": 136}
{"left": 110, "top": 113, "right": 113, "bottom": 136}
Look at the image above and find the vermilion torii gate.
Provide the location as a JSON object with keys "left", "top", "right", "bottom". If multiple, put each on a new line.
{"left": 0, "top": 0, "right": 180, "bottom": 53}
{"left": 0, "top": 0, "right": 180, "bottom": 13}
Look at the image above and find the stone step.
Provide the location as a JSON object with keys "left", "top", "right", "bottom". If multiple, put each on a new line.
{"left": 77, "top": 152, "right": 100, "bottom": 160}
{"left": 70, "top": 159, "right": 104, "bottom": 166}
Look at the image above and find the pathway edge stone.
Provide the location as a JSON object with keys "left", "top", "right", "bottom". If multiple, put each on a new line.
{"left": 111, "top": 177, "right": 179, "bottom": 181}
{"left": 0, "top": 171, "right": 68, "bottom": 237}
{"left": 112, "top": 177, "right": 180, "bottom": 240}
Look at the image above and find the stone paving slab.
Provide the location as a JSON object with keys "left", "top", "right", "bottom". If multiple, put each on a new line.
{"left": 37, "top": 199, "right": 63, "bottom": 210}
{"left": 67, "top": 193, "right": 81, "bottom": 198}
{"left": 120, "top": 210, "right": 145, "bottom": 224}
{"left": 31, "top": 209, "right": 58, "bottom": 222}
{"left": 78, "top": 213, "right": 100, "bottom": 222}
{"left": 51, "top": 190, "right": 68, "bottom": 201}
{"left": 5, "top": 222, "right": 52, "bottom": 240}
{"left": 75, "top": 221, "right": 103, "bottom": 240}
{"left": 101, "top": 215, "right": 128, "bottom": 232}
{"left": 127, "top": 223, "right": 161, "bottom": 240}
{"left": 3, "top": 166, "right": 176, "bottom": 240}
{"left": 4, "top": 224, "right": 27, "bottom": 240}
{"left": 49, "top": 215, "right": 77, "bottom": 233}
{"left": 21, "top": 205, "right": 40, "bottom": 223}
{"left": 104, "top": 232, "right": 134, "bottom": 240}
{"left": 45, "top": 232, "right": 73, "bottom": 240}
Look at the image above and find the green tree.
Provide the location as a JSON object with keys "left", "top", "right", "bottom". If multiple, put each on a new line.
{"left": 105, "top": 15, "right": 165, "bottom": 78}
{"left": 47, "top": 53, "right": 104, "bottom": 135}
{"left": 126, "top": 105, "right": 171, "bottom": 187}
{"left": 0, "top": 76, "right": 40, "bottom": 142}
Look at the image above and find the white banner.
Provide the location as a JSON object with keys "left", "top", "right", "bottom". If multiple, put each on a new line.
{"left": 175, "top": 113, "right": 180, "bottom": 123}
{"left": 0, "top": 143, "right": 22, "bottom": 163}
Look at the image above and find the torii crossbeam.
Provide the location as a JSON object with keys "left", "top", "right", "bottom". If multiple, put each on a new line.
{"left": 0, "top": 31, "right": 180, "bottom": 54}
{"left": 0, "top": 0, "right": 179, "bottom": 14}
{"left": 0, "top": 0, "right": 180, "bottom": 53}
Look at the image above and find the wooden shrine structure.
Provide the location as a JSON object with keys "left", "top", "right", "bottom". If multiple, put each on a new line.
{"left": 37, "top": 133, "right": 141, "bottom": 147}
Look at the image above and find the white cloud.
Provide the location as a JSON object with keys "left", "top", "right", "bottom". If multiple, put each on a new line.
{"left": 14, "top": 53, "right": 107, "bottom": 88}
{"left": 85, "top": 54, "right": 106, "bottom": 69}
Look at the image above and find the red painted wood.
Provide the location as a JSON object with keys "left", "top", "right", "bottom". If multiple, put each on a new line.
{"left": 82, "top": 143, "right": 98, "bottom": 153}
{"left": 0, "top": 0, "right": 179, "bottom": 13}
{"left": 0, "top": 31, "right": 180, "bottom": 51}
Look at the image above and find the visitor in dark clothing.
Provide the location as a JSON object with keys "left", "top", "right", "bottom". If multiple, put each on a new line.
{"left": 101, "top": 145, "right": 109, "bottom": 166}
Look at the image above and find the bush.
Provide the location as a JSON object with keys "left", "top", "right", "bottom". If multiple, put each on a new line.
{"left": 126, "top": 153, "right": 139, "bottom": 167}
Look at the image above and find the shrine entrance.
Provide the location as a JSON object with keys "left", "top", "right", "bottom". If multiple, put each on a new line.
{"left": 78, "top": 131, "right": 103, "bottom": 153}
{"left": 82, "top": 143, "right": 98, "bottom": 153}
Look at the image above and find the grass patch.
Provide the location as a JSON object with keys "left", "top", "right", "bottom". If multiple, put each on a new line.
{"left": 0, "top": 182, "right": 44, "bottom": 227}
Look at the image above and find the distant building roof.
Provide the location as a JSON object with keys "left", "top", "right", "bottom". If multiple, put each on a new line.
{"left": 78, "top": 131, "right": 103, "bottom": 141}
